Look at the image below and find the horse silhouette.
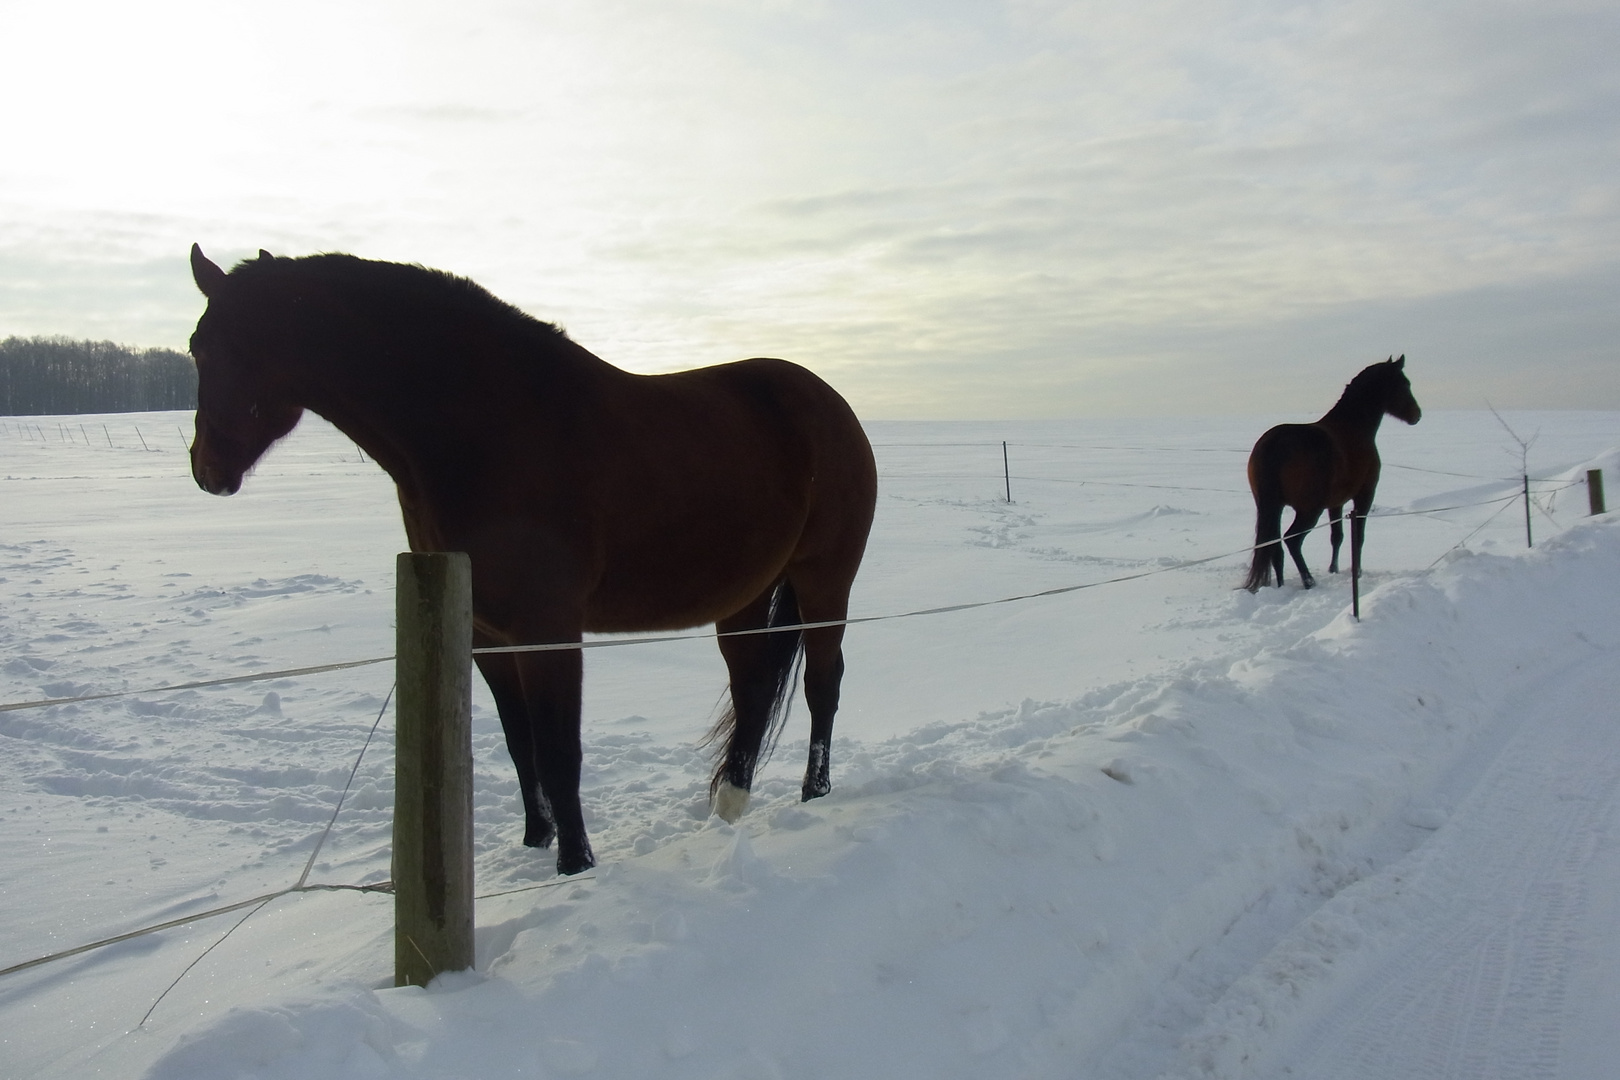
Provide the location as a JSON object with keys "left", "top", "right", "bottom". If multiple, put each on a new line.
{"left": 187, "top": 245, "right": 877, "bottom": 875}
{"left": 1243, "top": 356, "right": 1421, "bottom": 593}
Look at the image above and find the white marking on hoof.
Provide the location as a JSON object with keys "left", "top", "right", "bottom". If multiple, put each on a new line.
{"left": 713, "top": 780, "right": 751, "bottom": 823}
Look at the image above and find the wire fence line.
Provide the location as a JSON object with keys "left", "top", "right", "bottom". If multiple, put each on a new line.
{"left": 0, "top": 655, "right": 393, "bottom": 714}
{"left": 3, "top": 684, "right": 397, "bottom": 983}
{"left": 0, "top": 471, "right": 1602, "bottom": 985}
{"left": 879, "top": 472, "right": 1254, "bottom": 495}
{"left": 6, "top": 421, "right": 1579, "bottom": 487}
{"left": 0, "top": 484, "right": 1586, "bottom": 714}
{"left": 0, "top": 883, "right": 392, "bottom": 980}
{"left": 0, "top": 874, "right": 589, "bottom": 984}
{"left": 0, "top": 676, "right": 585, "bottom": 988}
{"left": 877, "top": 438, "right": 1586, "bottom": 486}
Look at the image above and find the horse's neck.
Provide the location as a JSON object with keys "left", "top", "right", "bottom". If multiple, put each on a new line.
{"left": 288, "top": 312, "right": 603, "bottom": 486}
{"left": 1320, "top": 391, "right": 1386, "bottom": 438}
{"left": 309, "top": 397, "right": 416, "bottom": 481}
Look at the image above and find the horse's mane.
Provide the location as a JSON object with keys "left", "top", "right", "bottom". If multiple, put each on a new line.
{"left": 230, "top": 253, "right": 571, "bottom": 345}
{"left": 1330, "top": 358, "right": 1403, "bottom": 416}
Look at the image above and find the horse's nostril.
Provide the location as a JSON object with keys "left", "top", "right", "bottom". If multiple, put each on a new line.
{"left": 193, "top": 461, "right": 239, "bottom": 496}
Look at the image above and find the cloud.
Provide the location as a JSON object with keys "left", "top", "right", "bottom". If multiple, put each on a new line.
{"left": 0, "top": 0, "right": 1615, "bottom": 416}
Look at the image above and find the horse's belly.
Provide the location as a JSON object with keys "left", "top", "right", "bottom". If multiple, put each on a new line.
{"left": 583, "top": 539, "right": 793, "bottom": 633}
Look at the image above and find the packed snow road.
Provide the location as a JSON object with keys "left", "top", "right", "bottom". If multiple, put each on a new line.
{"left": 0, "top": 410, "right": 1615, "bottom": 1079}
{"left": 1128, "top": 531, "right": 1620, "bottom": 1080}
{"left": 1226, "top": 657, "right": 1620, "bottom": 1080}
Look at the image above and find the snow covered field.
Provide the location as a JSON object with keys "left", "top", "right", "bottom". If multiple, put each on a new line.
{"left": 1, "top": 407, "right": 1617, "bottom": 1079}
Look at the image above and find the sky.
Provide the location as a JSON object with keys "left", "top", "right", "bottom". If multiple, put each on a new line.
{"left": 0, "top": 0, "right": 1616, "bottom": 418}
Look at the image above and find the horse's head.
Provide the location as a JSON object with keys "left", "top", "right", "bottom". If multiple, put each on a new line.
{"left": 1380, "top": 354, "right": 1422, "bottom": 425}
{"left": 188, "top": 245, "right": 306, "bottom": 496}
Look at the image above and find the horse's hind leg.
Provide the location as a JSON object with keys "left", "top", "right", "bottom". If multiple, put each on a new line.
{"left": 1327, "top": 505, "right": 1345, "bottom": 574}
{"left": 1284, "top": 507, "right": 1324, "bottom": 588}
{"left": 711, "top": 581, "right": 802, "bottom": 823}
{"left": 786, "top": 561, "right": 858, "bottom": 802}
{"left": 799, "top": 623, "right": 846, "bottom": 801}
{"left": 475, "top": 650, "right": 554, "bottom": 849}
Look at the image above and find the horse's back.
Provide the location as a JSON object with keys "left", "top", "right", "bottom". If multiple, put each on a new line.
{"left": 1249, "top": 423, "right": 1336, "bottom": 508}
{"left": 675, "top": 356, "right": 877, "bottom": 554}
{"left": 574, "top": 357, "right": 875, "bottom": 631}
{"left": 657, "top": 356, "right": 873, "bottom": 489}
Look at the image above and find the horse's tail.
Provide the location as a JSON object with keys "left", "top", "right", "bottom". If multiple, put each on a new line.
{"left": 706, "top": 578, "right": 805, "bottom": 797}
{"left": 1243, "top": 438, "right": 1285, "bottom": 592}
{"left": 1243, "top": 504, "right": 1282, "bottom": 592}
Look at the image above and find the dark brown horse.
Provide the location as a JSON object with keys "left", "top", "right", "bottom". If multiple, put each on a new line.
{"left": 1243, "top": 356, "right": 1421, "bottom": 593}
{"left": 187, "top": 245, "right": 877, "bottom": 876}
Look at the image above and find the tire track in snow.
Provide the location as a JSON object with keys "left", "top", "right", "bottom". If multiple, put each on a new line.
{"left": 1164, "top": 655, "right": 1620, "bottom": 1080}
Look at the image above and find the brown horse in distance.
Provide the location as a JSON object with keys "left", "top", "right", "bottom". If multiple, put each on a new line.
{"left": 187, "top": 245, "right": 878, "bottom": 876}
{"left": 1243, "top": 356, "right": 1421, "bottom": 593}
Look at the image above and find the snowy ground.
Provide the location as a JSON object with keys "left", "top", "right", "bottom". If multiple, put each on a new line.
{"left": 0, "top": 407, "right": 1616, "bottom": 1079}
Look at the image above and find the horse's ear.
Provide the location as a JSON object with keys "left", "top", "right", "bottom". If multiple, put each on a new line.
{"left": 191, "top": 244, "right": 228, "bottom": 297}
{"left": 1394, "top": 354, "right": 1405, "bottom": 368}
{"left": 258, "top": 249, "right": 275, "bottom": 261}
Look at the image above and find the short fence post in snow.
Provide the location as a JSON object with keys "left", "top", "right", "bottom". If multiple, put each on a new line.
{"left": 1590, "top": 470, "right": 1606, "bottom": 516}
{"left": 1002, "top": 441, "right": 1012, "bottom": 503}
{"left": 1523, "top": 474, "right": 1533, "bottom": 548}
{"left": 394, "top": 551, "right": 475, "bottom": 988}
{"left": 1352, "top": 563, "right": 1360, "bottom": 621}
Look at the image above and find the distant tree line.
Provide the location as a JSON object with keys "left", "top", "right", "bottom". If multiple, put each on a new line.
{"left": 0, "top": 336, "right": 196, "bottom": 415}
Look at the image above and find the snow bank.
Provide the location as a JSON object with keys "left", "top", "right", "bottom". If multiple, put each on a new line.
{"left": 128, "top": 520, "right": 1620, "bottom": 1080}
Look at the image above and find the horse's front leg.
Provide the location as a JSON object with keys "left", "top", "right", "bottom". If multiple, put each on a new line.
{"left": 475, "top": 650, "right": 553, "bottom": 849}
{"left": 514, "top": 645, "right": 595, "bottom": 876}
{"left": 1349, "top": 496, "right": 1371, "bottom": 585}
{"left": 1327, "top": 505, "right": 1345, "bottom": 574}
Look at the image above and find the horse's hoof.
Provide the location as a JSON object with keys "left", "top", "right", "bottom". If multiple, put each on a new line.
{"left": 713, "top": 779, "right": 751, "bottom": 823}
{"left": 557, "top": 842, "right": 595, "bottom": 876}
{"left": 801, "top": 740, "right": 830, "bottom": 802}
{"left": 523, "top": 821, "right": 556, "bottom": 849}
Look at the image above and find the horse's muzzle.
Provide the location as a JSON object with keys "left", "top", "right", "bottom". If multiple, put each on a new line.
{"left": 189, "top": 422, "right": 244, "bottom": 495}
{"left": 194, "top": 464, "right": 242, "bottom": 496}
{"left": 191, "top": 449, "right": 242, "bottom": 496}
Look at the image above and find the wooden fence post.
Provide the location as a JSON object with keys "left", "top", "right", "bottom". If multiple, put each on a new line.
{"left": 1590, "top": 469, "right": 1606, "bottom": 516}
{"left": 394, "top": 551, "right": 474, "bottom": 987}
